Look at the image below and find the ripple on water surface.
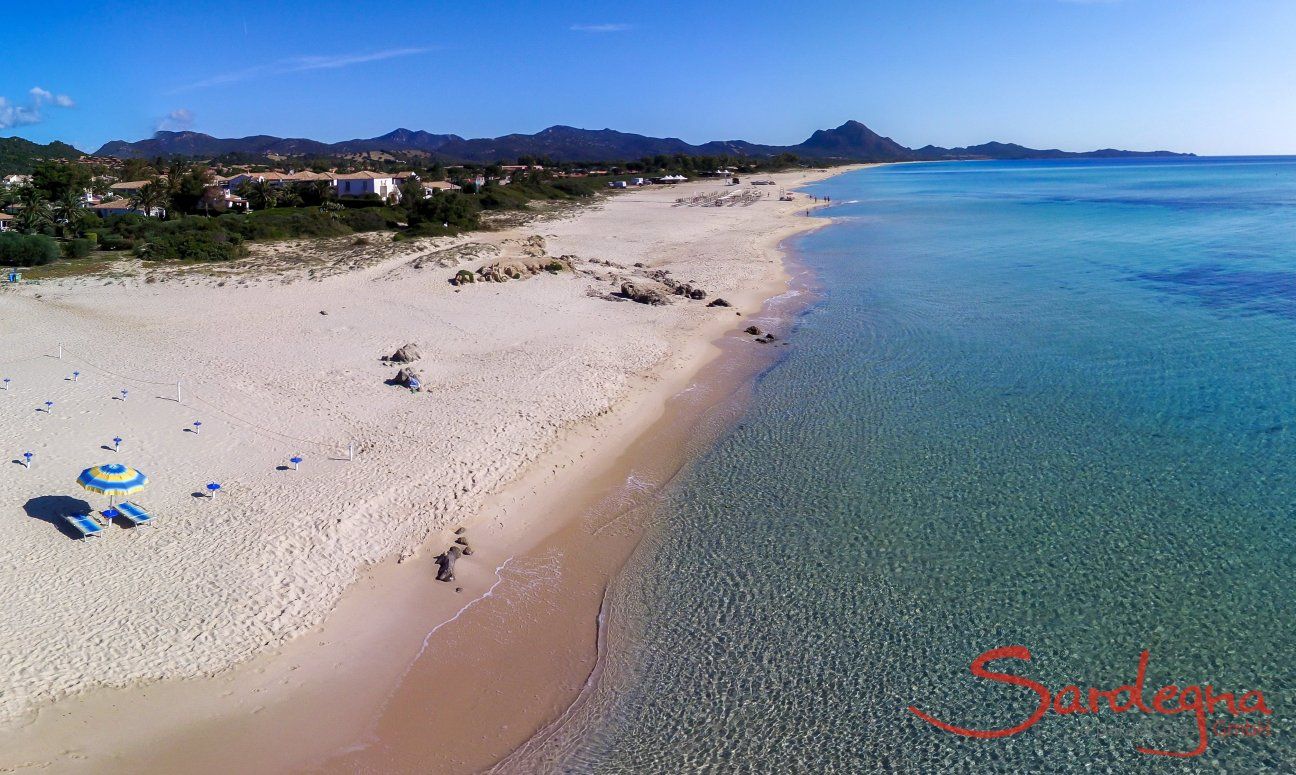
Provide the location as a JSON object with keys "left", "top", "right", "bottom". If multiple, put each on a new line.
{"left": 510, "top": 159, "right": 1296, "bottom": 773}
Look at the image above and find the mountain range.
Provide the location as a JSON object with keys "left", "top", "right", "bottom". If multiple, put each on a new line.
{"left": 68, "top": 120, "right": 1191, "bottom": 166}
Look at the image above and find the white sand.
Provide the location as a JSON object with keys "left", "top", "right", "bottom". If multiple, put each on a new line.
{"left": 0, "top": 169, "right": 853, "bottom": 729}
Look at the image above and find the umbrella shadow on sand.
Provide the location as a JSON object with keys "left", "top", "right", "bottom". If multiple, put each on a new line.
{"left": 24, "top": 495, "right": 95, "bottom": 539}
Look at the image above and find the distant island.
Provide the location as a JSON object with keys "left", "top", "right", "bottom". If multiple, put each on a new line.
{"left": 21, "top": 120, "right": 1190, "bottom": 166}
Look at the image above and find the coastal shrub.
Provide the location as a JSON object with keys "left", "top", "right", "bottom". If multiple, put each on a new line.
{"left": 547, "top": 179, "right": 597, "bottom": 198}
{"left": 224, "top": 208, "right": 353, "bottom": 241}
{"left": 98, "top": 234, "right": 135, "bottom": 251}
{"left": 338, "top": 208, "right": 389, "bottom": 232}
{"left": 0, "top": 232, "right": 60, "bottom": 266}
{"left": 135, "top": 230, "right": 245, "bottom": 262}
{"left": 61, "top": 238, "right": 94, "bottom": 259}
{"left": 338, "top": 195, "right": 385, "bottom": 209}
{"left": 407, "top": 192, "right": 480, "bottom": 231}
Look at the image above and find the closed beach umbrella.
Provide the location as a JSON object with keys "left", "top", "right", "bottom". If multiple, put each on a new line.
{"left": 77, "top": 463, "right": 148, "bottom": 507}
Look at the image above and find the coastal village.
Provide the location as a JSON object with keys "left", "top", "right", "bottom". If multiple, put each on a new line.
{"left": 0, "top": 159, "right": 705, "bottom": 228}
{"left": 0, "top": 147, "right": 789, "bottom": 275}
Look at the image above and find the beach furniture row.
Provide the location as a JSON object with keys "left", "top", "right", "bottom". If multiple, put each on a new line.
{"left": 62, "top": 501, "right": 154, "bottom": 538}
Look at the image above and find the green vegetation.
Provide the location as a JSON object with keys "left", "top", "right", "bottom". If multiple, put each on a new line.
{"left": 475, "top": 175, "right": 595, "bottom": 211}
{"left": 0, "top": 146, "right": 815, "bottom": 276}
{"left": 61, "top": 237, "right": 94, "bottom": 259}
{"left": 0, "top": 232, "right": 60, "bottom": 266}
{"left": 0, "top": 138, "right": 84, "bottom": 175}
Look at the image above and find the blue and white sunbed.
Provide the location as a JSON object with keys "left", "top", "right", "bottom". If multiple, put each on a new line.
{"left": 115, "top": 501, "right": 154, "bottom": 527}
{"left": 64, "top": 512, "right": 103, "bottom": 538}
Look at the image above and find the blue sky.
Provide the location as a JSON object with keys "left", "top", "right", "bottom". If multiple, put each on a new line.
{"left": 1, "top": 0, "right": 1293, "bottom": 155}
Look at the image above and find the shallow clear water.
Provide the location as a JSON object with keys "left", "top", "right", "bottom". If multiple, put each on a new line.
{"left": 528, "top": 159, "right": 1296, "bottom": 772}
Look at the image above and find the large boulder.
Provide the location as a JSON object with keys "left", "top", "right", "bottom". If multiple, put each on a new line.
{"left": 389, "top": 343, "right": 422, "bottom": 363}
{"left": 707, "top": 298, "right": 732, "bottom": 308}
{"left": 619, "top": 281, "right": 672, "bottom": 306}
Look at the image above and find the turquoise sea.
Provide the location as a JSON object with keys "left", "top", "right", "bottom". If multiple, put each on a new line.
{"left": 523, "top": 158, "right": 1296, "bottom": 772}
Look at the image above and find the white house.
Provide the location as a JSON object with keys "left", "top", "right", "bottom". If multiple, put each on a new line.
{"left": 333, "top": 171, "right": 400, "bottom": 200}
{"left": 0, "top": 213, "right": 12, "bottom": 231}
{"left": 91, "top": 199, "right": 165, "bottom": 218}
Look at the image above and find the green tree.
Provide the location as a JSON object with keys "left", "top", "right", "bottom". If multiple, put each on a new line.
{"left": 129, "top": 180, "right": 168, "bottom": 219}
{"left": 52, "top": 190, "right": 87, "bottom": 237}
{"left": 167, "top": 166, "right": 212, "bottom": 216}
{"left": 398, "top": 176, "right": 425, "bottom": 206}
{"left": 294, "top": 180, "right": 335, "bottom": 207}
{"left": 14, "top": 185, "right": 52, "bottom": 234}
{"left": 31, "top": 161, "right": 91, "bottom": 202}
{"left": 246, "top": 179, "right": 278, "bottom": 211}
{"left": 120, "top": 158, "right": 154, "bottom": 182}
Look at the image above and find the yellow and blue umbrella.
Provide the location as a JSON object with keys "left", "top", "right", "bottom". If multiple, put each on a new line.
{"left": 77, "top": 463, "right": 149, "bottom": 506}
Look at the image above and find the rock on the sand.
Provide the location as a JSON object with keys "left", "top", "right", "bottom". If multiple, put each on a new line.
{"left": 436, "top": 546, "right": 462, "bottom": 582}
{"left": 389, "top": 343, "right": 422, "bottom": 363}
{"left": 744, "top": 325, "right": 763, "bottom": 336}
{"left": 707, "top": 298, "right": 732, "bottom": 308}
{"left": 619, "top": 281, "right": 672, "bottom": 306}
{"left": 392, "top": 366, "right": 424, "bottom": 390}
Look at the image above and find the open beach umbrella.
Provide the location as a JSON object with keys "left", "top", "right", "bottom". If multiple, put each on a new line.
{"left": 77, "top": 463, "right": 149, "bottom": 507}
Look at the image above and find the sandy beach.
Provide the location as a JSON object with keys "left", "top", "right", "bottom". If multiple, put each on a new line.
{"left": 0, "top": 166, "right": 859, "bottom": 773}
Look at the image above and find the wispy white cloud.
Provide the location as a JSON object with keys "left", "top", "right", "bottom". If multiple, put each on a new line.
{"left": 571, "top": 23, "right": 632, "bottom": 32}
{"left": 0, "top": 86, "right": 75, "bottom": 129}
{"left": 156, "top": 108, "right": 195, "bottom": 131}
{"left": 173, "top": 47, "right": 432, "bottom": 92}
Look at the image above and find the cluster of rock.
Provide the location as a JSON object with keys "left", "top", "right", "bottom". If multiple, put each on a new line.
{"left": 477, "top": 256, "right": 573, "bottom": 283}
{"left": 448, "top": 235, "right": 574, "bottom": 286}
{"left": 744, "top": 325, "right": 780, "bottom": 344}
{"left": 434, "top": 236, "right": 741, "bottom": 320}
{"left": 384, "top": 343, "right": 425, "bottom": 390}
{"left": 618, "top": 280, "right": 672, "bottom": 306}
{"left": 436, "top": 527, "right": 474, "bottom": 584}
{"left": 610, "top": 267, "right": 714, "bottom": 307}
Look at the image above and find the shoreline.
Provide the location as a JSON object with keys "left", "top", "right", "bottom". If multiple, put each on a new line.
{"left": 0, "top": 165, "right": 863, "bottom": 774}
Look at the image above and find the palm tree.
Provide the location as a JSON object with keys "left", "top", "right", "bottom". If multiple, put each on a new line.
{"left": 295, "top": 180, "right": 334, "bottom": 207}
{"left": 130, "top": 180, "right": 168, "bottom": 220}
{"left": 14, "top": 185, "right": 52, "bottom": 234}
{"left": 52, "top": 190, "right": 87, "bottom": 237}
{"left": 248, "top": 179, "right": 278, "bottom": 211}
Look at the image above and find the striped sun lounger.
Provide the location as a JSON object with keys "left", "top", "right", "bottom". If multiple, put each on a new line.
{"left": 64, "top": 512, "right": 104, "bottom": 539}
{"left": 115, "top": 501, "right": 154, "bottom": 527}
